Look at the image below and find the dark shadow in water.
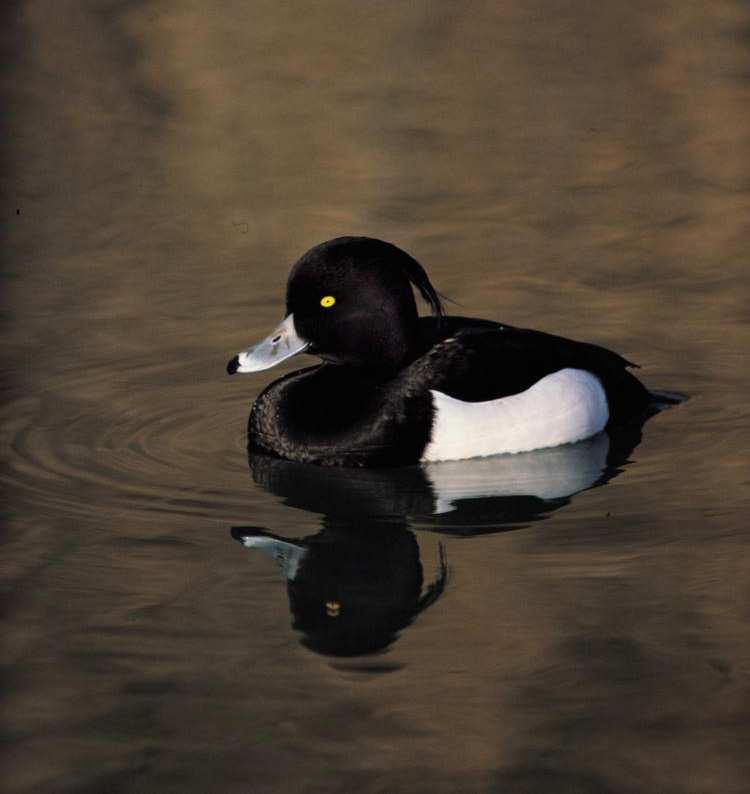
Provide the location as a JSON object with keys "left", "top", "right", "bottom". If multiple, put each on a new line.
{"left": 246, "top": 408, "right": 661, "bottom": 533}
{"left": 231, "top": 522, "right": 447, "bottom": 658}
{"left": 231, "top": 404, "right": 674, "bottom": 657}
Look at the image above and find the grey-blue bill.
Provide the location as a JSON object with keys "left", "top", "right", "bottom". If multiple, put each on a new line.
{"left": 227, "top": 314, "right": 309, "bottom": 374}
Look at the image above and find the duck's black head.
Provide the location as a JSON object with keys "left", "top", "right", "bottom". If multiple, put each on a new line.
{"left": 287, "top": 237, "right": 443, "bottom": 368}
{"left": 228, "top": 237, "right": 444, "bottom": 374}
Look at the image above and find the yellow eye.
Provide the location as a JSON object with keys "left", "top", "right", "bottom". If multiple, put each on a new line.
{"left": 320, "top": 295, "right": 336, "bottom": 308}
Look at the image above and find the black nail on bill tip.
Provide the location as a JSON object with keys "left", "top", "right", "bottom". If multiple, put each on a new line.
{"left": 227, "top": 355, "right": 239, "bottom": 375}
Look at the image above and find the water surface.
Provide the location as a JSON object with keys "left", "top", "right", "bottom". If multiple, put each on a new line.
{"left": 3, "top": 2, "right": 749, "bottom": 792}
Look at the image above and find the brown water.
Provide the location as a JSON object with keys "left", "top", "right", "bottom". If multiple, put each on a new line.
{"left": 3, "top": 2, "right": 750, "bottom": 792}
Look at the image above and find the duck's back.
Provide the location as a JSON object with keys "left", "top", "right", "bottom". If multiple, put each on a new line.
{"left": 409, "top": 316, "right": 650, "bottom": 417}
{"left": 402, "top": 317, "right": 651, "bottom": 462}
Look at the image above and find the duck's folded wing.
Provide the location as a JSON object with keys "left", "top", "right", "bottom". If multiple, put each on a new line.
{"left": 405, "top": 323, "right": 650, "bottom": 422}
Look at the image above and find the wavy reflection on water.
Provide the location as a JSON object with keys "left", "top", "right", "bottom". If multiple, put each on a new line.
{"left": 231, "top": 524, "right": 447, "bottom": 658}
{"left": 233, "top": 409, "right": 658, "bottom": 656}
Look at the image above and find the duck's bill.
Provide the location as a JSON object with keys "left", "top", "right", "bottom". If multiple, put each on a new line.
{"left": 231, "top": 527, "right": 307, "bottom": 580}
{"left": 227, "top": 313, "right": 309, "bottom": 374}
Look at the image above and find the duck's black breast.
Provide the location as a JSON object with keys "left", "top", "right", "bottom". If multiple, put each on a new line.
{"left": 248, "top": 363, "right": 434, "bottom": 467}
{"left": 248, "top": 316, "right": 651, "bottom": 467}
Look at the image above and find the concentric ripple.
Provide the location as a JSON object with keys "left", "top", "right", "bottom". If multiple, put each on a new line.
{"left": 1, "top": 351, "right": 268, "bottom": 523}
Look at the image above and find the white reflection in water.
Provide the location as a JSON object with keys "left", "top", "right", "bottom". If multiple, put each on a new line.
{"left": 425, "top": 432, "right": 609, "bottom": 514}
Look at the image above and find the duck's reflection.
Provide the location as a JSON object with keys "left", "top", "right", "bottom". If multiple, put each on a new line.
{"left": 231, "top": 522, "right": 447, "bottom": 657}
{"left": 246, "top": 416, "right": 647, "bottom": 532}
{"left": 232, "top": 413, "right": 653, "bottom": 657}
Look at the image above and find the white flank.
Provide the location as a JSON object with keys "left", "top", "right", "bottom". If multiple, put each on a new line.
{"left": 425, "top": 432, "right": 610, "bottom": 514}
{"left": 421, "top": 368, "right": 609, "bottom": 463}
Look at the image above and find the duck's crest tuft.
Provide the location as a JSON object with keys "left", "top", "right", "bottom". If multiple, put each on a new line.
{"left": 398, "top": 248, "right": 446, "bottom": 318}
{"left": 350, "top": 236, "right": 446, "bottom": 317}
